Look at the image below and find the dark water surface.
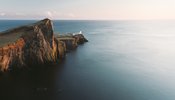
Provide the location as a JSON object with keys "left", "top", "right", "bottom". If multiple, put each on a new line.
{"left": 1, "top": 20, "right": 175, "bottom": 100}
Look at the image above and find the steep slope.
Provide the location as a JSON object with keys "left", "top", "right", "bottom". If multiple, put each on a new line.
{"left": 0, "top": 19, "right": 88, "bottom": 72}
{"left": 0, "top": 19, "right": 66, "bottom": 71}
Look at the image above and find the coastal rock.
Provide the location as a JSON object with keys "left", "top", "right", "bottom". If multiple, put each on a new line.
{"left": 0, "top": 18, "right": 87, "bottom": 72}
{"left": 0, "top": 19, "right": 62, "bottom": 71}
{"left": 58, "top": 33, "right": 88, "bottom": 51}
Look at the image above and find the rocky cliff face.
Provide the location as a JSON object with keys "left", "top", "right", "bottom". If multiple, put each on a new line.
{"left": 0, "top": 18, "right": 88, "bottom": 72}
{"left": 0, "top": 19, "right": 66, "bottom": 71}
{"left": 58, "top": 33, "right": 88, "bottom": 51}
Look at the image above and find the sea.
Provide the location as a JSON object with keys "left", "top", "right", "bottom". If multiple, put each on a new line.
{"left": 1, "top": 20, "right": 175, "bottom": 100}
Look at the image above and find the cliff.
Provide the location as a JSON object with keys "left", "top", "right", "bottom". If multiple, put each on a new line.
{"left": 57, "top": 33, "right": 88, "bottom": 50}
{"left": 0, "top": 18, "right": 87, "bottom": 71}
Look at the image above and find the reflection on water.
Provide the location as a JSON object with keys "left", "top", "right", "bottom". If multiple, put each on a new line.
{"left": 1, "top": 20, "right": 175, "bottom": 100}
{"left": 0, "top": 63, "right": 63, "bottom": 100}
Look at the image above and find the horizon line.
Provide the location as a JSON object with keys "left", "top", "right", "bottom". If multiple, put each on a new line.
{"left": 1, "top": 18, "right": 175, "bottom": 21}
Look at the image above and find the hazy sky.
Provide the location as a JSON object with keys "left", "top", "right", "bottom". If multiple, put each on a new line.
{"left": 0, "top": 0, "right": 175, "bottom": 20}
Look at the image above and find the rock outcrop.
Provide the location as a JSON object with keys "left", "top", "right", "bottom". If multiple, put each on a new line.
{"left": 0, "top": 18, "right": 87, "bottom": 71}
{"left": 57, "top": 33, "right": 88, "bottom": 51}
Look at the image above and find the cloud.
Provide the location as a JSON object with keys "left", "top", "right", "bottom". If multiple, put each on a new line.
{"left": 46, "top": 11, "right": 53, "bottom": 18}
{"left": 46, "top": 11, "right": 61, "bottom": 18}
{"left": 15, "top": 13, "right": 25, "bottom": 16}
{"left": 67, "top": 13, "right": 76, "bottom": 17}
{"left": 0, "top": 13, "right": 5, "bottom": 16}
{"left": 45, "top": 11, "right": 76, "bottom": 19}
{"left": 0, "top": 11, "right": 77, "bottom": 19}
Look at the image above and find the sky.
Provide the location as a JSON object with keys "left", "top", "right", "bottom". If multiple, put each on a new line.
{"left": 0, "top": 0, "right": 175, "bottom": 20}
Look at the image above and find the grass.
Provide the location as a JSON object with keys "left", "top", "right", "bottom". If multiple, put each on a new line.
{"left": 0, "top": 32, "right": 23, "bottom": 47}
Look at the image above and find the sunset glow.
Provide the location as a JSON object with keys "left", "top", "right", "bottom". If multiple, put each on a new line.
{"left": 0, "top": 0, "right": 175, "bottom": 20}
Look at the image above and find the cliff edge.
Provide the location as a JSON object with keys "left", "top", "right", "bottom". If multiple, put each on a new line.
{"left": 57, "top": 33, "right": 88, "bottom": 50}
{"left": 0, "top": 19, "right": 87, "bottom": 71}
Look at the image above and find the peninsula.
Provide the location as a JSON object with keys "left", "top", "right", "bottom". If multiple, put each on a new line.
{"left": 0, "top": 18, "right": 88, "bottom": 71}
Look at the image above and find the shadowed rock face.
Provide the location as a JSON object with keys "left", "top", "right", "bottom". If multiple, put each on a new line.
{"left": 0, "top": 18, "right": 88, "bottom": 72}
{"left": 0, "top": 19, "right": 65, "bottom": 71}
{"left": 58, "top": 33, "right": 88, "bottom": 51}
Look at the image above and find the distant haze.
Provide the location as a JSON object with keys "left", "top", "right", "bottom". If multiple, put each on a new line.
{"left": 0, "top": 0, "right": 175, "bottom": 20}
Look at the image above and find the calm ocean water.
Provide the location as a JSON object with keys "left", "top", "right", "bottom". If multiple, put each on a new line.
{"left": 1, "top": 20, "right": 175, "bottom": 100}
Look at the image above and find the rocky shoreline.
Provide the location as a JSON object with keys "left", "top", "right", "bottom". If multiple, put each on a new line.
{"left": 0, "top": 18, "right": 88, "bottom": 71}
